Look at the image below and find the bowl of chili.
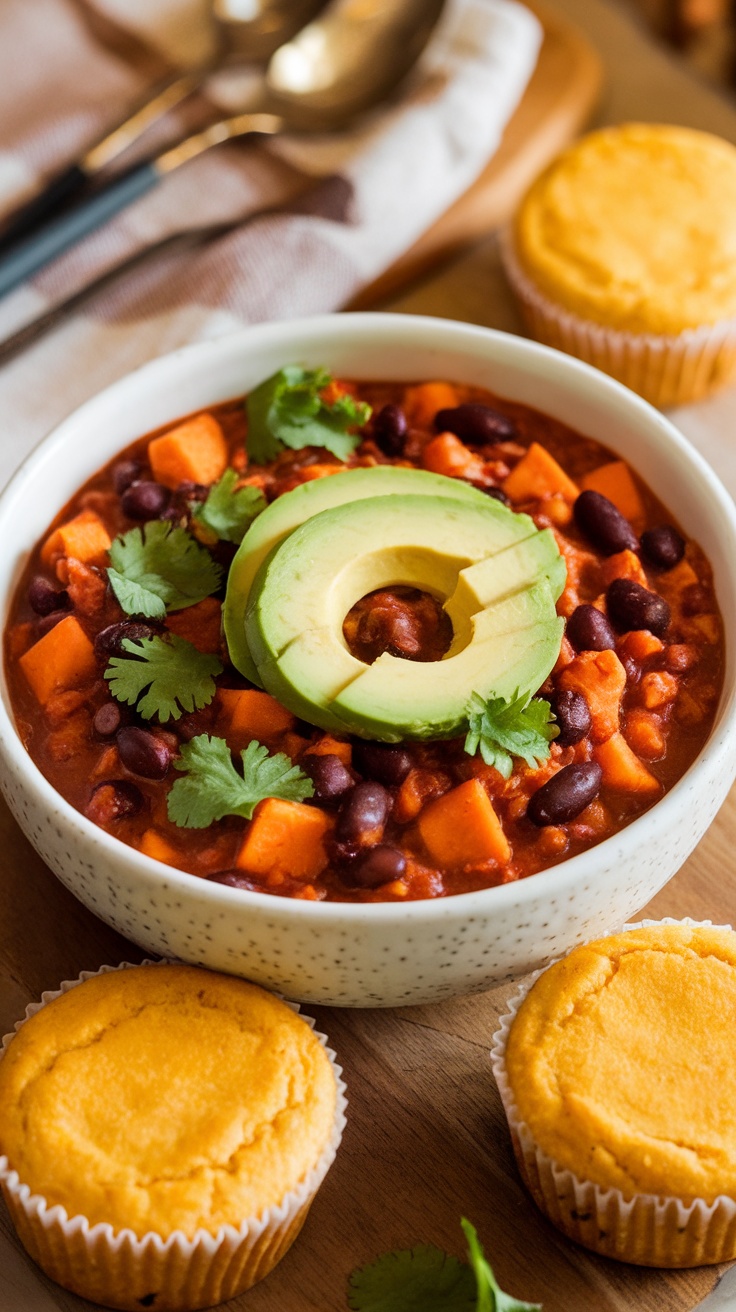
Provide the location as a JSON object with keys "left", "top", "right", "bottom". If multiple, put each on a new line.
{"left": 1, "top": 313, "right": 735, "bottom": 1007}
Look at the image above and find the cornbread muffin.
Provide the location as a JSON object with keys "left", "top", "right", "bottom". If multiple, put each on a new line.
{"left": 504, "top": 124, "right": 736, "bottom": 405}
{"left": 493, "top": 922, "right": 736, "bottom": 1266}
{"left": 0, "top": 962, "right": 345, "bottom": 1310}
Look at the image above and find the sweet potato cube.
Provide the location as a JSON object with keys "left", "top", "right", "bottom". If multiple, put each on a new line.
{"left": 502, "top": 442, "right": 579, "bottom": 503}
{"left": 166, "top": 597, "right": 222, "bottom": 654}
{"left": 417, "top": 779, "right": 511, "bottom": 868}
{"left": 41, "top": 510, "right": 111, "bottom": 567}
{"left": 236, "top": 799, "right": 331, "bottom": 880}
{"left": 625, "top": 709, "right": 665, "bottom": 760}
{"left": 558, "top": 648, "right": 626, "bottom": 743}
{"left": 600, "top": 550, "right": 648, "bottom": 588}
{"left": 402, "top": 381, "right": 460, "bottom": 428}
{"left": 304, "top": 735, "right": 352, "bottom": 766}
{"left": 148, "top": 413, "right": 228, "bottom": 490}
{"left": 217, "top": 689, "right": 295, "bottom": 748}
{"left": 580, "top": 460, "right": 646, "bottom": 528}
{"left": 594, "top": 733, "right": 661, "bottom": 794}
{"left": 617, "top": 630, "right": 664, "bottom": 662}
{"left": 19, "top": 615, "right": 96, "bottom": 705}
{"left": 140, "top": 830, "right": 180, "bottom": 865}
{"left": 422, "top": 432, "right": 485, "bottom": 481}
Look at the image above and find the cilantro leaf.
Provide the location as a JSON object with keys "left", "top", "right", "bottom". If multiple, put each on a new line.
{"left": 190, "top": 469, "right": 266, "bottom": 544}
{"left": 105, "top": 635, "right": 223, "bottom": 722}
{"left": 108, "top": 520, "right": 222, "bottom": 619}
{"left": 246, "top": 365, "right": 371, "bottom": 464}
{"left": 167, "top": 734, "right": 314, "bottom": 828}
{"left": 348, "top": 1244, "right": 475, "bottom": 1312}
{"left": 464, "top": 691, "right": 558, "bottom": 780}
{"left": 461, "top": 1220, "right": 542, "bottom": 1312}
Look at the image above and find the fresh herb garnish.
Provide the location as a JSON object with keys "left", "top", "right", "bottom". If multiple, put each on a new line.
{"left": 108, "top": 520, "right": 222, "bottom": 619}
{"left": 348, "top": 1219, "right": 541, "bottom": 1312}
{"left": 464, "top": 691, "right": 558, "bottom": 779}
{"left": 246, "top": 365, "right": 371, "bottom": 464}
{"left": 104, "top": 634, "right": 223, "bottom": 722}
{"left": 190, "top": 469, "right": 266, "bottom": 544}
{"left": 167, "top": 734, "right": 314, "bottom": 828}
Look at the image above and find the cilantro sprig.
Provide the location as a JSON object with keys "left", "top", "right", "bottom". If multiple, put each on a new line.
{"left": 464, "top": 691, "right": 558, "bottom": 779}
{"left": 105, "top": 634, "right": 223, "bottom": 722}
{"left": 190, "top": 469, "right": 266, "bottom": 544}
{"left": 246, "top": 365, "right": 371, "bottom": 464}
{"left": 348, "top": 1219, "right": 541, "bottom": 1312}
{"left": 108, "top": 520, "right": 222, "bottom": 619}
{"left": 167, "top": 734, "right": 314, "bottom": 828}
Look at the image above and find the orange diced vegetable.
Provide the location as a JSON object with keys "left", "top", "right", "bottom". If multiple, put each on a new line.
{"left": 601, "top": 550, "right": 648, "bottom": 588}
{"left": 236, "top": 798, "right": 332, "bottom": 880}
{"left": 625, "top": 709, "right": 665, "bottom": 760}
{"left": 217, "top": 689, "right": 295, "bottom": 748}
{"left": 166, "top": 597, "right": 222, "bottom": 654}
{"left": 41, "top": 510, "right": 111, "bottom": 567}
{"left": 47, "top": 711, "right": 92, "bottom": 763}
{"left": 417, "top": 779, "right": 511, "bottom": 868}
{"left": 639, "top": 671, "right": 678, "bottom": 708}
{"left": 558, "top": 648, "right": 626, "bottom": 743}
{"left": 294, "top": 464, "right": 349, "bottom": 483}
{"left": 402, "top": 381, "right": 460, "bottom": 428}
{"left": 594, "top": 733, "right": 661, "bottom": 794}
{"left": 580, "top": 460, "right": 646, "bottom": 527}
{"left": 663, "top": 558, "right": 699, "bottom": 593}
{"left": 64, "top": 559, "right": 107, "bottom": 617}
{"left": 19, "top": 615, "right": 96, "bottom": 705}
{"left": 422, "top": 432, "right": 485, "bottom": 481}
{"left": 618, "top": 630, "right": 664, "bottom": 662}
{"left": 148, "top": 413, "right": 228, "bottom": 490}
{"left": 304, "top": 736, "right": 352, "bottom": 767}
{"left": 502, "top": 442, "right": 579, "bottom": 503}
{"left": 140, "top": 830, "right": 179, "bottom": 865}
{"left": 394, "top": 768, "right": 450, "bottom": 824}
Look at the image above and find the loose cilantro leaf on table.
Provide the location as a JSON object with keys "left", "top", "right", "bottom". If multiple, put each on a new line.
{"left": 246, "top": 365, "right": 371, "bottom": 464}
{"left": 167, "top": 734, "right": 314, "bottom": 828}
{"left": 190, "top": 469, "right": 266, "bottom": 544}
{"left": 348, "top": 1220, "right": 541, "bottom": 1312}
{"left": 105, "top": 635, "right": 223, "bottom": 722}
{"left": 464, "top": 691, "right": 558, "bottom": 780}
{"left": 108, "top": 520, "right": 222, "bottom": 619}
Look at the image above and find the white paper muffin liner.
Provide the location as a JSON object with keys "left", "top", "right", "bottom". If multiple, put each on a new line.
{"left": 0, "top": 959, "right": 348, "bottom": 1310}
{"left": 499, "top": 230, "right": 736, "bottom": 408}
{"left": 491, "top": 917, "right": 736, "bottom": 1267}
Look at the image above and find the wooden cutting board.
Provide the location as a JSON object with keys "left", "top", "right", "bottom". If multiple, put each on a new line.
{"left": 353, "top": 0, "right": 603, "bottom": 307}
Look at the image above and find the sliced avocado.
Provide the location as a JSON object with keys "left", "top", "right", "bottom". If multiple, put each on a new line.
{"left": 223, "top": 465, "right": 505, "bottom": 683}
{"left": 245, "top": 493, "right": 564, "bottom": 740}
{"left": 445, "top": 529, "right": 566, "bottom": 646}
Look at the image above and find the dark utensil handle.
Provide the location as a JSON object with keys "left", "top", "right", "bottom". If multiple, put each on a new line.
{"left": 0, "top": 163, "right": 89, "bottom": 255}
{"left": 0, "top": 161, "right": 160, "bottom": 301}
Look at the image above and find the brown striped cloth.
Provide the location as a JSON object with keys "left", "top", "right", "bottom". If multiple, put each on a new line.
{"left": 0, "top": 0, "right": 542, "bottom": 488}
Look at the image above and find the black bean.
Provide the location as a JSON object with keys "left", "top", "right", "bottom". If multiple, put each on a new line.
{"left": 95, "top": 621, "right": 158, "bottom": 660}
{"left": 352, "top": 742, "right": 412, "bottom": 786}
{"left": 303, "top": 753, "right": 354, "bottom": 803}
{"left": 640, "top": 524, "right": 685, "bottom": 571}
{"left": 527, "top": 762, "right": 603, "bottom": 827}
{"left": 373, "top": 404, "right": 408, "bottom": 456}
{"left": 117, "top": 726, "right": 171, "bottom": 780}
{"left": 176, "top": 480, "right": 209, "bottom": 500}
{"left": 112, "top": 459, "right": 144, "bottom": 495}
{"left": 434, "top": 403, "right": 516, "bottom": 443}
{"left": 483, "top": 486, "right": 511, "bottom": 507}
{"left": 121, "top": 480, "right": 172, "bottom": 520}
{"left": 574, "top": 489, "right": 639, "bottom": 555}
{"left": 209, "top": 870, "right": 263, "bottom": 892}
{"left": 87, "top": 779, "right": 144, "bottom": 823}
{"left": 93, "top": 702, "right": 123, "bottom": 737}
{"left": 566, "top": 604, "right": 616, "bottom": 652}
{"left": 28, "top": 576, "right": 71, "bottom": 617}
{"left": 351, "top": 845, "right": 407, "bottom": 889}
{"left": 606, "top": 578, "right": 671, "bottom": 637}
{"left": 336, "top": 781, "right": 390, "bottom": 843}
{"left": 548, "top": 690, "right": 591, "bottom": 747}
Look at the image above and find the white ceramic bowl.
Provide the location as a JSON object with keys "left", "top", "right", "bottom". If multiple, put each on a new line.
{"left": 2, "top": 314, "right": 736, "bottom": 1008}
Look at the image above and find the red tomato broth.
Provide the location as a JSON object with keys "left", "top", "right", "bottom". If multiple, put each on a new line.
{"left": 3, "top": 380, "right": 724, "bottom": 903}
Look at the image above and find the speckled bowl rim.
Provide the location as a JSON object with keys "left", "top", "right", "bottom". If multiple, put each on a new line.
{"left": 1, "top": 312, "right": 736, "bottom": 926}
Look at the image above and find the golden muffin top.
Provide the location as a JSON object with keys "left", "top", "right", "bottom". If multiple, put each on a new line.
{"left": 505, "top": 924, "right": 736, "bottom": 1204}
{"left": 0, "top": 964, "right": 338, "bottom": 1239}
{"left": 513, "top": 124, "right": 736, "bottom": 335}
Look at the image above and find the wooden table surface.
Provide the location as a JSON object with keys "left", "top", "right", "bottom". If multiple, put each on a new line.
{"left": 4, "top": 1, "right": 736, "bottom": 1309}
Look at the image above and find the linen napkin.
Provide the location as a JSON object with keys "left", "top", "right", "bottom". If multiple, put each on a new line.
{"left": 0, "top": 0, "right": 542, "bottom": 489}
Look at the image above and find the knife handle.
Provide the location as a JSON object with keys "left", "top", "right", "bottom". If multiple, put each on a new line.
{"left": 0, "top": 161, "right": 160, "bottom": 301}
{"left": 0, "top": 164, "right": 91, "bottom": 256}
